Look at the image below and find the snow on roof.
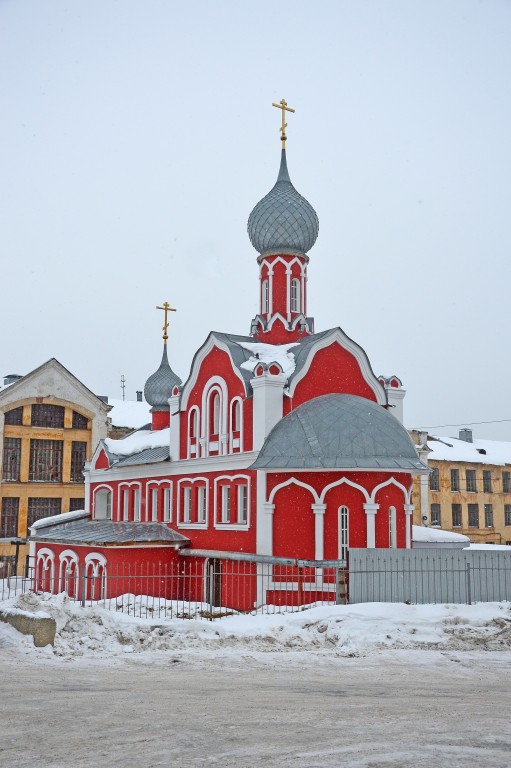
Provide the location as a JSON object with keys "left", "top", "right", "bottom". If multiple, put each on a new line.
{"left": 31, "top": 508, "right": 89, "bottom": 530}
{"left": 468, "top": 543, "right": 511, "bottom": 551}
{"left": 108, "top": 398, "right": 151, "bottom": 429}
{"left": 239, "top": 341, "right": 298, "bottom": 378}
{"left": 105, "top": 428, "right": 170, "bottom": 457}
{"left": 428, "top": 435, "right": 511, "bottom": 466}
{"left": 412, "top": 525, "right": 470, "bottom": 544}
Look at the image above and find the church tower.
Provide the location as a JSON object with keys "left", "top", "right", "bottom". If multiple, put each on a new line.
{"left": 248, "top": 100, "right": 319, "bottom": 343}
{"left": 143, "top": 302, "right": 182, "bottom": 430}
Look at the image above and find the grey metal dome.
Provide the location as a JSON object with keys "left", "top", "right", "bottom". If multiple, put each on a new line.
{"left": 247, "top": 149, "right": 319, "bottom": 256}
{"left": 251, "top": 394, "right": 427, "bottom": 471}
{"left": 143, "top": 345, "right": 182, "bottom": 410}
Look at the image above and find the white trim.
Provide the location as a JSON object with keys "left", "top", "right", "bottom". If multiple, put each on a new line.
{"left": 92, "top": 484, "right": 113, "bottom": 520}
{"left": 180, "top": 334, "right": 248, "bottom": 411}
{"left": 287, "top": 327, "right": 387, "bottom": 405}
{"left": 187, "top": 406, "right": 200, "bottom": 459}
{"left": 213, "top": 474, "right": 251, "bottom": 531}
{"left": 202, "top": 378, "right": 228, "bottom": 457}
{"left": 58, "top": 549, "right": 79, "bottom": 594}
{"left": 36, "top": 547, "right": 55, "bottom": 583}
{"left": 88, "top": 450, "right": 259, "bottom": 483}
{"left": 404, "top": 504, "right": 414, "bottom": 549}
{"left": 117, "top": 481, "right": 142, "bottom": 522}
{"left": 176, "top": 477, "right": 209, "bottom": 529}
{"left": 146, "top": 479, "right": 172, "bottom": 523}
{"left": 311, "top": 503, "right": 326, "bottom": 560}
{"left": 363, "top": 503, "right": 379, "bottom": 549}
{"left": 84, "top": 552, "right": 107, "bottom": 567}
{"left": 268, "top": 477, "right": 320, "bottom": 505}
{"left": 370, "top": 477, "right": 411, "bottom": 504}
{"left": 320, "top": 476, "right": 370, "bottom": 505}
{"left": 338, "top": 505, "right": 349, "bottom": 560}
{"left": 229, "top": 396, "right": 243, "bottom": 454}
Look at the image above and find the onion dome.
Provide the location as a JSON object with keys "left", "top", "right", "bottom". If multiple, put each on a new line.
{"left": 143, "top": 345, "right": 182, "bottom": 411}
{"left": 251, "top": 394, "right": 428, "bottom": 471}
{"left": 247, "top": 149, "right": 319, "bottom": 256}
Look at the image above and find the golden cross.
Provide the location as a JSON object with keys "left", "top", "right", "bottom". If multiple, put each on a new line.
{"left": 156, "top": 301, "right": 176, "bottom": 344}
{"left": 272, "top": 98, "right": 295, "bottom": 148}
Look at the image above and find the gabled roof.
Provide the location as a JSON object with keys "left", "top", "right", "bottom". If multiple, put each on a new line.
{"left": 0, "top": 358, "right": 111, "bottom": 414}
{"left": 180, "top": 327, "right": 386, "bottom": 409}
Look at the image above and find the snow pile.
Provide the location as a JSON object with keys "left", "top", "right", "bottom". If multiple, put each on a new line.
{"left": 428, "top": 435, "right": 511, "bottom": 466}
{"left": 2, "top": 592, "right": 511, "bottom": 659}
{"left": 104, "top": 428, "right": 170, "bottom": 457}
{"left": 31, "top": 509, "right": 89, "bottom": 530}
{"left": 412, "top": 525, "right": 469, "bottom": 544}
{"left": 239, "top": 341, "right": 298, "bottom": 378}
{"left": 108, "top": 398, "right": 151, "bottom": 429}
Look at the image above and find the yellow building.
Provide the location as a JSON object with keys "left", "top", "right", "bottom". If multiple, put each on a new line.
{"left": 0, "top": 359, "right": 111, "bottom": 575}
{"left": 410, "top": 429, "right": 511, "bottom": 545}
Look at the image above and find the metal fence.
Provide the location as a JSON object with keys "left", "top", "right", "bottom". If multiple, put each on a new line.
{"left": 0, "top": 552, "right": 348, "bottom": 620}
{"left": 1, "top": 549, "right": 510, "bottom": 620}
{"left": 349, "top": 549, "right": 511, "bottom": 604}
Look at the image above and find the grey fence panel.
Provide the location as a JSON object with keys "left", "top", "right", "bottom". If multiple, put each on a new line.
{"left": 349, "top": 549, "right": 511, "bottom": 604}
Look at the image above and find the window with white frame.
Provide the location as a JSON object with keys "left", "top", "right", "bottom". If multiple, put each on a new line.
{"left": 188, "top": 407, "right": 199, "bottom": 457}
{"left": 262, "top": 278, "right": 269, "bottom": 313}
{"left": 94, "top": 488, "right": 112, "bottom": 520}
{"left": 338, "top": 506, "right": 349, "bottom": 560}
{"left": 197, "top": 486, "right": 206, "bottom": 524}
{"left": 211, "top": 392, "right": 220, "bottom": 436}
{"left": 122, "top": 488, "right": 129, "bottom": 521}
{"left": 388, "top": 506, "right": 397, "bottom": 548}
{"left": 133, "top": 488, "right": 141, "bottom": 522}
{"left": 232, "top": 399, "right": 241, "bottom": 433}
{"left": 151, "top": 487, "right": 159, "bottom": 522}
{"left": 238, "top": 484, "right": 248, "bottom": 524}
{"left": 290, "top": 278, "right": 300, "bottom": 312}
{"left": 183, "top": 487, "right": 192, "bottom": 523}
{"left": 163, "top": 487, "right": 172, "bottom": 522}
{"left": 221, "top": 485, "right": 231, "bottom": 523}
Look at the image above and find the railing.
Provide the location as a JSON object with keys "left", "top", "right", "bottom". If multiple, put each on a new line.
{"left": 2, "top": 548, "right": 510, "bottom": 619}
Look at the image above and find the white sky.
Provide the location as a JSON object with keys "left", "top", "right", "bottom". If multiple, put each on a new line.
{"left": 1, "top": 0, "right": 510, "bottom": 440}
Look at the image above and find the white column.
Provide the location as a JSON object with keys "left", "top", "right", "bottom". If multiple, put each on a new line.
{"left": 84, "top": 463, "right": 91, "bottom": 514}
{"left": 168, "top": 394, "right": 181, "bottom": 460}
{"left": 199, "top": 437, "right": 207, "bottom": 458}
{"left": 312, "top": 503, "right": 326, "bottom": 560}
{"left": 250, "top": 374, "right": 287, "bottom": 450}
{"left": 256, "top": 470, "right": 274, "bottom": 555}
{"left": 363, "top": 503, "right": 379, "bottom": 548}
{"left": 404, "top": 504, "right": 414, "bottom": 549}
{"left": 219, "top": 433, "right": 228, "bottom": 455}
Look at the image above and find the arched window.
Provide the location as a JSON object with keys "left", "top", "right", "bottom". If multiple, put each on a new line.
{"left": 262, "top": 279, "right": 269, "bottom": 313}
{"left": 290, "top": 278, "right": 300, "bottom": 313}
{"left": 232, "top": 399, "right": 241, "bottom": 433}
{"left": 338, "top": 506, "right": 349, "bottom": 560}
{"left": 94, "top": 488, "right": 112, "bottom": 520}
{"left": 388, "top": 506, "right": 397, "bottom": 548}
{"left": 59, "top": 550, "right": 79, "bottom": 597}
{"left": 84, "top": 554, "right": 107, "bottom": 601}
{"left": 188, "top": 407, "right": 200, "bottom": 457}
{"left": 210, "top": 392, "right": 220, "bottom": 436}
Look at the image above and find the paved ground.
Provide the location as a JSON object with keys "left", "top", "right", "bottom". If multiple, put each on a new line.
{"left": 1, "top": 648, "right": 510, "bottom": 767}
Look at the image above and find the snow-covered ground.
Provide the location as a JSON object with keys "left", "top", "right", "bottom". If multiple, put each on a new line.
{"left": 2, "top": 591, "right": 510, "bottom": 661}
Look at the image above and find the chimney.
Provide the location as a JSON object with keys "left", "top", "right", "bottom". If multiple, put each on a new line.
{"left": 136, "top": 391, "right": 143, "bottom": 402}
{"left": 459, "top": 428, "right": 473, "bottom": 443}
{"left": 3, "top": 374, "right": 23, "bottom": 386}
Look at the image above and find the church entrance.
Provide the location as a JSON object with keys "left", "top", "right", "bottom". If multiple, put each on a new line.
{"left": 204, "top": 558, "right": 222, "bottom": 608}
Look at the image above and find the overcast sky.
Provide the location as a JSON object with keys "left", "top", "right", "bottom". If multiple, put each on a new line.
{"left": 2, "top": 0, "right": 510, "bottom": 440}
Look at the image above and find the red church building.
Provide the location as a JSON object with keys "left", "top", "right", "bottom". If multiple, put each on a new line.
{"left": 30, "top": 106, "right": 428, "bottom": 608}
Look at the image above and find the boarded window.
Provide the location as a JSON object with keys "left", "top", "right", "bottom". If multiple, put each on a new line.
{"left": 0, "top": 497, "right": 19, "bottom": 538}
{"left": 31, "top": 404, "right": 65, "bottom": 428}
{"left": 27, "top": 497, "right": 61, "bottom": 528}
{"left": 2, "top": 438, "right": 21, "bottom": 481}
{"left": 29, "top": 439, "right": 63, "bottom": 482}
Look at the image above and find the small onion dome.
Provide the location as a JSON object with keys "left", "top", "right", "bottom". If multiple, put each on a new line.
{"left": 251, "top": 394, "right": 428, "bottom": 471}
{"left": 247, "top": 149, "right": 319, "bottom": 256}
{"left": 143, "top": 345, "right": 182, "bottom": 411}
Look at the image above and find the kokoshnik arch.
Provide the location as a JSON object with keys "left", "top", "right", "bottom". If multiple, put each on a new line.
{"left": 30, "top": 101, "right": 429, "bottom": 606}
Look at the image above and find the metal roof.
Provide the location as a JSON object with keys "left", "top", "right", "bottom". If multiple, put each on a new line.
{"left": 251, "top": 393, "right": 429, "bottom": 471}
{"left": 112, "top": 445, "right": 171, "bottom": 467}
{"left": 144, "top": 345, "right": 182, "bottom": 409}
{"left": 247, "top": 149, "right": 319, "bottom": 256}
{"left": 31, "top": 519, "right": 190, "bottom": 545}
